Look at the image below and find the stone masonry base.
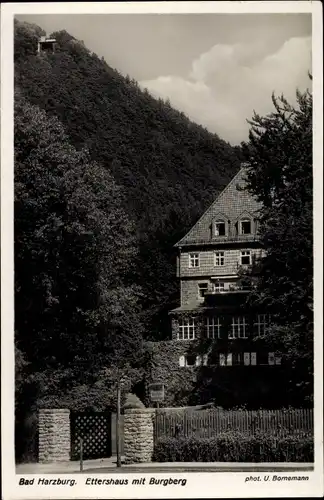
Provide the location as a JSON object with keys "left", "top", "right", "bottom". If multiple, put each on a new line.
{"left": 38, "top": 409, "right": 70, "bottom": 463}
{"left": 124, "top": 408, "right": 155, "bottom": 463}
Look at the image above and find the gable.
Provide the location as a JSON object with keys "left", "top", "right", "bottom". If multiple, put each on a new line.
{"left": 175, "top": 167, "right": 262, "bottom": 247}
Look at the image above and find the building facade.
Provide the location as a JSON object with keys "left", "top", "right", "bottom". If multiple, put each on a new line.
{"left": 144, "top": 165, "right": 288, "bottom": 409}
{"left": 169, "top": 165, "right": 281, "bottom": 370}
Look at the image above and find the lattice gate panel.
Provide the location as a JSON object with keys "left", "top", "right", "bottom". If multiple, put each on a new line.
{"left": 70, "top": 412, "right": 112, "bottom": 461}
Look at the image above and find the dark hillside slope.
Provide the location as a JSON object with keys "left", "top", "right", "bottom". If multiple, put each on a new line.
{"left": 14, "top": 20, "right": 241, "bottom": 338}
{"left": 14, "top": 21, "right": 240, "bottom": 233}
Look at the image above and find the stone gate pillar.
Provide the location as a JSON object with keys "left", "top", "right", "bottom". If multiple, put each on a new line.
{"left": 124, "top": 408, "right": 155, "bottom": 463}
{"left": 38, "top": 409, "right": 70, "bottom": 463}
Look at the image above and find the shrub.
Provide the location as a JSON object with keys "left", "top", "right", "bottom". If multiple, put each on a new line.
{"left": 123, "top": 393, "right": 145, "bottom": 410}
{"left": 152, "top": 432, "right": 313, "bottom": 463}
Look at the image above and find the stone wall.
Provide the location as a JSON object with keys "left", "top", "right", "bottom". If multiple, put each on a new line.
{"left": 38, "top": 409, "right": 70, "bottom": 463}
{"left": 124, "top": 408, "right": 155, "bottom": 463}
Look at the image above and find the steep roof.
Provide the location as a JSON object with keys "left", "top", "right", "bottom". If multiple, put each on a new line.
{"left": 175, "top": 166, "right": 262, "bottom": 247}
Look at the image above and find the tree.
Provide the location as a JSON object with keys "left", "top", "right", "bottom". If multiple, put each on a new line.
{"left": 241, "top": 86, "right": 313, "bottom": 403}
{"left": 15, "top": 94, "right": 144, "bottom": 413}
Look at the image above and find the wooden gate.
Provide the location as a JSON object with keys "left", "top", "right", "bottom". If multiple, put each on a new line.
{"left": 70, "top": 412, "right": 112, "bottom": 461}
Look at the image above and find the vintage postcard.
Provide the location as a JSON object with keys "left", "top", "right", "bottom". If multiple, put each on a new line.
{"left": 1, "top": 1, "right": 323, "bottom": 498}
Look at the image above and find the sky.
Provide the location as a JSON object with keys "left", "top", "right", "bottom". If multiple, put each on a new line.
{"left": 17, "top": 13, "right": 312, "bottom": 144}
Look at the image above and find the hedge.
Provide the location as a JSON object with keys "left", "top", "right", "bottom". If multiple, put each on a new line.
{"left": 152, "top": 432, "right": 313, "bottom": 463}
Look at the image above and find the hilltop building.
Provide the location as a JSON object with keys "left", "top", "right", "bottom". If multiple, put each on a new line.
{"left": 37, "top": 35, "right": 56, "bottom": 55}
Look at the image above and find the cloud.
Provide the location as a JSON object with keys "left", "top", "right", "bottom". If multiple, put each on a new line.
{"left": 140, "top": 36, "right": 312, "bottom": 144}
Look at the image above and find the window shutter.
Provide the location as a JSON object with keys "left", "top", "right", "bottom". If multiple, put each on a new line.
{"left": 226, "top": 353, "right": 232, "bottom": 366}
{"left": 203, "top": 354, "right": 208, "bottom": 366}
{"left": 196, "top": 355, "right": 202, "bottom": 367}
{"left": 244, "top": 352, "right": 250, "bottom": 365}
{"left": 179, "top": 355, "right": 185, "bottom": 367}
{"left": 251, "top": 352, "right": 257, "bottom": 365}
{"left": 268, "top": 352, "right": 275, "bottom": 365}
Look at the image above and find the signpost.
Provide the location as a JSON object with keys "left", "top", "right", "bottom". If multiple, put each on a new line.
{"left": 149, "top": 383, "right": 165, "bottom": 408}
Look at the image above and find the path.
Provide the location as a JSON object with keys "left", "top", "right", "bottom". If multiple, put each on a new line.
{"left": 16, "top": 458, "right": 313, "bottom": 475}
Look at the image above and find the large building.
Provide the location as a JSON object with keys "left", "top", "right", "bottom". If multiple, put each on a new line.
{"left": 170, "top": 165, "right": 281, "bottom": 368}
{"left": 145, "top": 165, "right": 284, "bottom": 408}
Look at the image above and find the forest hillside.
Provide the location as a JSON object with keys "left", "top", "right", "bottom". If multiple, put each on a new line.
{"left": 14, "top": 20, "right": 241, "bottom": 339}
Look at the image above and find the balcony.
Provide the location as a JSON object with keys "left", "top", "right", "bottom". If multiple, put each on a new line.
{"left": 179, "top": 234, "right": 261, "bottom": 248}
{"left": 206, "top": 285, "right": 252, "bottom": 295}
{"left": 203, "top": 287, "right": 252, "bottom": 309}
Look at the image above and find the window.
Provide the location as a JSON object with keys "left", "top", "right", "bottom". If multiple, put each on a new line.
{"left": 219, "top": 353, "right": 232, "bottom": 366}
{"left": 213, "top": 281, "right": 225, "bottom": 293}
{"left": 178, "top": 317, "right": 196, "bottom": 340}
{"left": 205, "top": 316, "right": 222, "bottom": 339}
{"left": 240, "top": 219, "right": 252, "bottom": 234}
{"left": 234, "top": 353, "right": 242, "bottom": 365}
{"left": 196, "top": 355, "right": 202, "bottom": 367}
{"left": 189, "top": 253, "right": 200, "bottom": 268}
{"left": 229, "top": 316, "right": 247, "bottom": 339}
{"left": 215, "top": 251, "right": 225, "bottom": 266}
{"left": 202, "top": 354, "right": 208, "bottom": 366}
{"left": 240, "top": 250, "right": 251, "bottom": 265}
{"left": 186, "top": 355, "right": 196, "bottom": 367}
{"left": 215, "top": 221, "right": 226, "bottom": 236}
{"left": 254, "top": 314, "right": 271, "bottom": 336}
{"left": 179, "top": 355, "right": 201, "bottom": 367}
{"left": 198, "top": 283, "right": 208, "bottom": 299}
{"left": 243, "top": 352, "right": 257, "bottom": 365}
{"left": 268, "top": 353, "right": 281, "bottom": 365}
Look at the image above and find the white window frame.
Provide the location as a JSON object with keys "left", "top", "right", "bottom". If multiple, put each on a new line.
{"left": 240, "top": 219, "right": 252, "bottom": 235}
{"left": 214, "top": 251, "right": 225, "bottom": 266}
{"left": 205, "top": 316, "right": 222, "bottom": 339}
{"left": 219, "top": 353, "right": 232, "bottom": 366}
{"left": 229, "top": 316, "right": 247, "bottom": 339}
{"left": 243, "top": 352, "right": 257, "bottom": 365}
{"left": 254, "top": 314, "right": 271, "bottom": 336}
{"left": 198, "top": 282, "right": 208, "bottom": 299}
{"left": 177, "top": 317, "right": 196, "bottom": 340}
{"left": 213, "top": 281, "right": 225, "bottom": 293}
{"left": 195, "top": 355, "right": 202, "bottom": 367}
{"left": 268, "top": 352, "right": 275, "bottom": 365}
{"left": 189, "top": 253, "right": 200, "bottom": 268}
{"left": 240, "top": 250, "right": 252, "bottom": 265}
{"left": 179, "top": 355, "right": 185, "bottom": 367}
{"left": 215, "top": 220, "right": 226, "bottom": 236}
{"left": 179, "top": 354, "right": 203, "bottom": 368}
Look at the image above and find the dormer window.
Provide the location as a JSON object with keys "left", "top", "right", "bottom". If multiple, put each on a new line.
{"left": 235, "top": 212, "right": 254, "bottom": 236}
{"left": 240, "top": 219, "right": 251, "bottom": 235}
{"left": 215, "top": 221, "right": 226, "bottom": 236}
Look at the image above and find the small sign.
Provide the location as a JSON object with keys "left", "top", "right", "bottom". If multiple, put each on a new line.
{"left": 149, "top": 383, "right": 165, "bottom": 402}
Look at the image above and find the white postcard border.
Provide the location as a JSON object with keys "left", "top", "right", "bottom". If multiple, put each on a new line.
{"left": 1, "top": 2, "right": 323, "bottom": 499}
